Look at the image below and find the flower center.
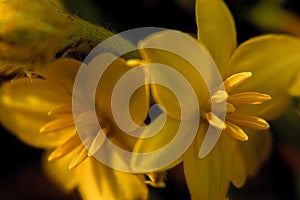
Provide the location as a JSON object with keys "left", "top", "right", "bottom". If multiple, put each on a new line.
{"left": 204, "top": 72, "right": 271, "bottom": 141}
{"left": 40, "top": 105, "right": 111, "bottom": 169}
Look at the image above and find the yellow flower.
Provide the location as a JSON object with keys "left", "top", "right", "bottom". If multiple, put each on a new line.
{"left": 132, "top": 0, "right": 300, "bottom": 199}
{"left": 0, "top": 57, "right": 149, "bottom": 200}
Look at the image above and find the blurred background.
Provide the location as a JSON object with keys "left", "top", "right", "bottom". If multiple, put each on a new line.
{"left": 0, "top": 0, "right": 300, "bottom": 199}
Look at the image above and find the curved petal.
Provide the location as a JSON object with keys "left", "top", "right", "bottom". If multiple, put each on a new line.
{"left": 225, "top": 35, "right": 300, "bottom": 119}
{"left": 77, "top": 158, "right": 148, "bottom": 200}
{"left": 38, "top": 58, "right": 82, "bottom": 94}
{"left": 82, "top": 54, "right": 151, "bottom": 153}
{"left": 138, "top": 32, "right": 210, "bottom": 119}
{"left": 132, "top": 115, "right": 183, "bottom": 172}
{"left": 238, "top": 129, "right": 272, "bottom": 177}
{"left": 94, "top": 54, "right": 150, "bottom": 130}
{"left": 230, "top": 143, "right": 247, "bottom": 188}
{"left": 42, "top": 150, "right": 78, "bottom": 193}
{"left": 196, "top": 0, "right": 237, "bottom": 70}
{"left": 183, "top": 123, "right": 243, "bottom": 200}
{"left": 0, "top": 78, "right": 73, "bottom": 148}
{"left": 133, "top": 115, "right": 179, "bottom": 153}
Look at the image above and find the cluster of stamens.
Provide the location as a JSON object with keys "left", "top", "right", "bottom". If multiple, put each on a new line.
{"left": 204, "top": 72, "right": 271, "bottom": 141}
{"left": 39, "top": 105, "right": 110, "bottom": 169}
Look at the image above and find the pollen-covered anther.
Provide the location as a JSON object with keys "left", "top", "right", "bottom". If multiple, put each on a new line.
{"left": 226, "top": 103, "right": 236, "bottom": 113}
{"left": 226, "top": 114, "right": 270, "bottom": 130}
{"left": 126, "top": 59, "right": 146, "bottom": 67}
{"left": 40, "top": 115, "right": 74, "bottom": 133}
{"left": 210, "top": 90, "right": 229, "bottom": 104}
{"left": 48, "top": 134, "right": 81, "bottom": 161}
{"left": 228, "top": 92, "right": 271, "bottom": 106}
{"left": 205, "top": 112, "right": 226, "bottom": 130}
{"left": 88, "top": 126, "right": 111, "bottom": 157}
{"left": 68, "top": 145, "right": 88, "bottom": 169}
{"left": 223, "top": 72, "right": 252, "bottom": 92}
{"left": 224, "top": 121, "right": 248, "bottom": 141}
{"left": 48, "top": 105, "right": 73, "bottom": 116}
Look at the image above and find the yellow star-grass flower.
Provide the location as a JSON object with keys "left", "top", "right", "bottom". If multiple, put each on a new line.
{"left": 132, "top": 0, "right": 300, "bottom": 199}
{"left": 0, "top": 57, "right": 149, "bottom": 200}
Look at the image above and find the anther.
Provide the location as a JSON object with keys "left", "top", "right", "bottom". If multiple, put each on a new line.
{"left": 226, "top": 103, "right": 236, "bottom": 113}
{"left": 48, "top": 105, "right": 73, "bottom": 116}
{"left": 227, "top": 92, "right": 271, "bottom": 106}
{"left": 126, "top": 59, "right": 145, "bottom": 67}
{"left": 224, "top": 122, "right": 248, "bottom": 141}
{"left": 205, "top": 112, "right": 226, "bottom": 130}
{"left": 48, "top": 134, "right": 81, "bottom": 161}
{"left": 210, "top": 90, "right": 229, "bottom": 104}
{"left": 68, "top": 145, "right": 88, "bottom": 169}
{"left": 40, "top": 116, "right": 74, "bottom": 133}
{"left": 87, "top": 126, "right": 111, "bottom": 156}
{"left": 223, "top": 72, "right": 252, "bottom": 92}
{"left": 226, "top": 114, "right": 270, "bottom": 130}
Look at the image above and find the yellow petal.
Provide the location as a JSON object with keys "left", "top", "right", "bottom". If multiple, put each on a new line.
{"left": 196, "top": 0, "right": 237, "bottom": 71}
{"left": 94, "top": 53, "right": 150, "bottom": 131}
{"left": 238, "top": 128, "right": 272, "bottom": 177}
{"left": 38, "top": 58, "right": 82, "bottom": 93}
{"left": 0, "top": 78, "right": 73, "bottom": 148}
{"left": 46, "top": 149, "right": 149, "bottom": 200}
{"left": 132, "top": 115, "right": 184, "bottom": 172}
{"left": 230, "top": 145, "right": 247, "bottom": 188}
{"left": 77, "top": 158, "right": 148, "bottom": 200}
{"left": 42, "top": 150, "right": 78, "bottom": 193}
{"left": 183, "top": 123, "right": 240, "bottom": 200}
{"left": 138, "top": 31, "right": 211, "bottom": 119}
{"left": 226, "top": 35, "right": 300, "bottom": 119}
{"left": 75, "top": 54, "right": 150, "bottom": 155}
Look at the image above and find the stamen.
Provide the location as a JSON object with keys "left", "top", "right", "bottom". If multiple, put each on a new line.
{"left": 48, "top": 134, "right": 81, "bottom": 161}
{"left": 224, "top": 122, "right": 248, "bottom": 141}
{"left": 223, "top": 72, "right": 252, "bottom": 92}
{"left": 210, "top": 90, "right": 229, "bottom": 103}
{"left": 205, "top": 112, "right": 226, "bottom": 130}
{"left": 68, "top": 145, "right": 88, "bottom": 169}
{"left": 226, "top": 114, "right": 270, "bottom": 130}
{"left": 48, "top": 105, "right": 72, "bottom": 116}
{"left": 126, "top": 59, "right": 145, "bottom": 67}
{"left": 40, "top": 116, "right": 74, "bottom": 133}
{"left": 228, "top": 92, "right": 271, "bottom": 106}
{"left": 88, "top": 127, "right": 110, "bottom": 156}
{"left": 226, "top": 103, "right": 236, "bottom": 113}
{"left": 145, "top": 172, "right": 167, "bottom": 188}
